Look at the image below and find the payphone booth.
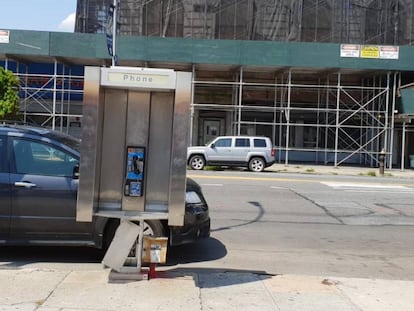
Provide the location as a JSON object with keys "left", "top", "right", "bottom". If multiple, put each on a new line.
{"left": 76, "top": 66, "right": 191, "bottom": 278}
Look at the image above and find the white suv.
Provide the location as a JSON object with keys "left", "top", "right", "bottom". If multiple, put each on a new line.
{"left": 187, "top": 136, "right": 275, "bottom": 172}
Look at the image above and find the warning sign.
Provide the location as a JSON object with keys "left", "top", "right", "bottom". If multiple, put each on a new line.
{"left": 360, "top": 46, "right": 380, "bottom": 59}
{"left": 379, "top": 46, "right": 399, "bottom": 59}
{"left": 340, "top": 44, "right": 360, "bottom": 58}
{"left": 347, "top": 45, "right": 400, "bottom": 59}
{"left": 0, "top": 30, "right": 9, "bottom": 44}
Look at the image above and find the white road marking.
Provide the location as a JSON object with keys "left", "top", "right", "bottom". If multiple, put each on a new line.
{"left": 201, "top": 183, "right": 223, "bottom": 187}
{"left": 321, "top": 181, "right": 414, "bottom": 193}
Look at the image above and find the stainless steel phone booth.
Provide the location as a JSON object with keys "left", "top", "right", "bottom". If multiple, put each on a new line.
{"left": 76, "top": 66, "right": 192, "bottom": 276}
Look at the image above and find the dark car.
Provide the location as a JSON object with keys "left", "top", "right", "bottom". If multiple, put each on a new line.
{"left": 0, "top": 124, "right": 210, "bottom": 249}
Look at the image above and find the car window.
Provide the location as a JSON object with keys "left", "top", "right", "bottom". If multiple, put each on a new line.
{"left": 254, "top": 139, "right": 267, "bottom": 148}
{"left": 214, "top": 138, "right": 232, "bottom": 147}
{"left": 235, "top": 138, "right": 250, "bottom": 147}
{"left": 0, "top": 136, "right": 5, "bottom": 173}
{"left": 13, "top": 139, "right": 77, "bottom": 177}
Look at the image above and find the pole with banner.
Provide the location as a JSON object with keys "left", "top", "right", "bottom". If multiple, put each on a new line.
{"left": 106, "top": 0, "right": 119, "bottom": 66}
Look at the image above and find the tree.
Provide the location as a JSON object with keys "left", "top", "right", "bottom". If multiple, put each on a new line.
{"left": 0, "top": 67, "right": 19, "bottom": 120}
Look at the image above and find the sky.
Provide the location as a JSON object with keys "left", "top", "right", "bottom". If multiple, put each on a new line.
{"left": 0, "top": 0, "right": 77, "bottom": 32}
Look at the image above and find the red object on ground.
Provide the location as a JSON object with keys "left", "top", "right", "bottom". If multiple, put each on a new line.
{"left": 149, "top": 263, "right": 157, "bottom": 279}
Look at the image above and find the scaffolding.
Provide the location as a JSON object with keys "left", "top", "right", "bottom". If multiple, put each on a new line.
{"left": 76, "top": 0, "right": 414, "bottom": 45}
{"left": 190, "top": 66, "right": 398, "bottom": 168}
{"left": 2, "top": 59, "right": 84, "bottom": 137}
{"left": 2, "top": 55, "right": 412, "bottom": 168}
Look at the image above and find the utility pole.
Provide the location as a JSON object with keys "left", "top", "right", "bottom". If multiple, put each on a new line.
{"left": 111, "top": 0, "right": 118, "bottom": 66}
{"left": 106, "top": 0, "right": 119, "bottom": 66}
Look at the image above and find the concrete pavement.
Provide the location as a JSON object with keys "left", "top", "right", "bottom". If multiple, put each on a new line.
{"left": 1, "top": 164, "right": 414, "bottom": 311}
{"left": 1, "top": 267, "right": 414, "bottom": 311}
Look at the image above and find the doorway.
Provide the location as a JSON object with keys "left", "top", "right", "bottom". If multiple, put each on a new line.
{"left": 202, "top": 119, "right": 223, "bottom": 145}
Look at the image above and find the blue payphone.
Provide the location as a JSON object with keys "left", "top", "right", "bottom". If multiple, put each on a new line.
{"left": 124, "top": 147, "right": 145, "bottom": 197}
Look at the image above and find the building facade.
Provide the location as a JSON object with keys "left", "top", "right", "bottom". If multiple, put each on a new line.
{"left": 73, "top": 0, "right": 414, "bottom": 167}
{"left": 1, "top": 1, "right": 414, "bottom": 169}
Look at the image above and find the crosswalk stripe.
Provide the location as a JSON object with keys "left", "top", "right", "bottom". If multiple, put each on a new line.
{"left": 321, "top": 181, "right": 414, "bottom": 193}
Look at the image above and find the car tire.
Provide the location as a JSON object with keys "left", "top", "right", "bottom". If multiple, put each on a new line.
{"left": 189, "top": 155, "right": 205, "bottom": 170}
{"left": 103, "top": 219, "right": 165, "bottom": 251}
{"left": 248, "top": 157, "right": 265, "bottom": 172}
{"left": 143, "top": 220, "right": 165, "bottom": 237}
{"left": 129, "top": 220, "right": 166, "bottom": 257}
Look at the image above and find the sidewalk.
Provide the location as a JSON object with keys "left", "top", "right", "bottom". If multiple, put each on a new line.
{"left": 267, "top": 162, "right": 414, "bottom": 179}
{"left": 1, "top": 267, "right": 413, "bottom": 311}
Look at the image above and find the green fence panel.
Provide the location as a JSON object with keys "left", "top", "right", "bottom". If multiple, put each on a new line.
{"left": 2, "top": 30, "right": 414, "bottom": 72}
{"left": 399, "top": 88, "right": 414, "bottom": 114}
{"left": 0, "top": 30, "right": 49, "bottom": 56}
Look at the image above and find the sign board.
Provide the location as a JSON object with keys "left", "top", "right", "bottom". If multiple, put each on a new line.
{"left": 360, "top": 45, "right": 380, "bottom": 58}
{"left": 340, "top": 44, "right": 399, "bottom": 60}
{"left": 379, "top": 46, "right": 399, "bottom": 59}
{"left": 0, "top": 30, "right": 9, "bottom": 44}
{"left": 100, "top": 67, "right": 177, "bottom": 90}
{"left": 340, "top": 44, "right": 360, "bottom": 58}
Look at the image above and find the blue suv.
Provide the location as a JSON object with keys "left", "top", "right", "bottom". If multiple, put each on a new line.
{"left": 0, "top": 124, "right": 210, "bottom": 248}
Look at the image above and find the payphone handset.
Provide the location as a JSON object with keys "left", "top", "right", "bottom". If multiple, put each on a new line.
{"left": 124, "top": 147, "right": 145, "bottom": 197}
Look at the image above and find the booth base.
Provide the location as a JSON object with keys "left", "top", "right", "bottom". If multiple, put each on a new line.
{"left": 108, "top": 269, "right": 149, "bottom": 282}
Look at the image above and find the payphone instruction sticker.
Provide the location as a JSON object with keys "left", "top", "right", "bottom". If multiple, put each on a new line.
{"left": 129, "top": 181, "right": 141, "bottom": 197}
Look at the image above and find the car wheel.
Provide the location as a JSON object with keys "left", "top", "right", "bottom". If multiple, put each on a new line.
{"left": 129, "top": 220, "right": 166, "bottom": 257}
{"left": 142, "top": 220, "right": 165, "bottom": 237}
{"left": 189, "top": 155, "right": 205, "bottom": 170}
{"left": 103, "top": 219, "right": 165, "bottom": 250}
{"left": 248, "top": 157, "right": 265, "bottom": 172}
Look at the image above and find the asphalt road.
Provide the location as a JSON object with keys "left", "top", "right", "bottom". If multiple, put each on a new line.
{"left": 173, "top": 170, "right": 414, "bottom": 280}
{"left": 2, "top": 170, "right": 414, "bottom": 281}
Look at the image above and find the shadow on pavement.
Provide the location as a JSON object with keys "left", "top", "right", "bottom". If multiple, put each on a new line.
{"left": 154, "top": 267, "right": 273, "bottom": 288}
{"left": 0, "top": 237, "right": 225, "bottom": 268}
{"left": 0, "top": 246, "right": 104, "bottom": 268}
{"left": 166, "top": 237, "right": 226, "bottom": 265}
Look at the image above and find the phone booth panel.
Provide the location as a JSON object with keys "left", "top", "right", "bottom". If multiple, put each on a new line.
{"left": 77, "top": 67, "right": 191, "bottom": 227}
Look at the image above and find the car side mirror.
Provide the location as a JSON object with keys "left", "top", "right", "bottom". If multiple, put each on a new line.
{"left": 210, "top": 143, "right": 215, "bottom": 148}
{"left": 73, "top": 163, "right": 80, "bottom": 179}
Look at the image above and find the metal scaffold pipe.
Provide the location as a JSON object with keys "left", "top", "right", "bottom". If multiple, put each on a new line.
{"left": 112, "top": 0, "right": 118, "bottom": 67}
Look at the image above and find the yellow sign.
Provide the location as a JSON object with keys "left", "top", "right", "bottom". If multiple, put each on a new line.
{"left": 360, "top": 46, "right": 380, "bottom": 59}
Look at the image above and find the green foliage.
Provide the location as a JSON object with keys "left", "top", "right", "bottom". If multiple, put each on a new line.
{"left": 0, "top": 67, "right": 20, "bottom": 119}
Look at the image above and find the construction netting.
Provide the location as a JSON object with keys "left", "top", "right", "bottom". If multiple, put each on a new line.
{"left": 76, "top": 0, "right": 414, "bottom": 45}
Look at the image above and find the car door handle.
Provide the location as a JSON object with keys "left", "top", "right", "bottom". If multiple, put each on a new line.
{"left": 14, "top": 181, "right": 37, "bottom": 189}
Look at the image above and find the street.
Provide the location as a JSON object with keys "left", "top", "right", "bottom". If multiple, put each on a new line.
{"left": 2, "top": 170, "right": 414, "bottom": 281}
{"left": 172, "top": 170, "right": 414, "bottom": 280}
